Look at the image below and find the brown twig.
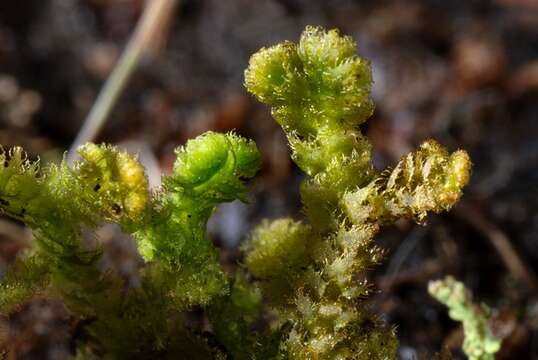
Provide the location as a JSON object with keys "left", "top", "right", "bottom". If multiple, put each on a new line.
{"left": 456, "top": 204, "right": 538, "bottom": 291}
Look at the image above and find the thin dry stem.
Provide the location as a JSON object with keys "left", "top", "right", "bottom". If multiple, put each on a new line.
{"left": 67, "top": 0, "right": 178, "bottom": 164}
{"left": 457, "top": 204, "right": 537, "bottom": 290}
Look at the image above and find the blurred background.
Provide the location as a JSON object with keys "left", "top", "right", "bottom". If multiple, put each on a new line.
{"left": 0, "top": 0, "right": 537, "bottom": 358}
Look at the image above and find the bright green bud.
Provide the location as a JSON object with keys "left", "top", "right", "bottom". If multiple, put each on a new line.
{"left": 170, "top": 132, "right": 260, "bottom": 202}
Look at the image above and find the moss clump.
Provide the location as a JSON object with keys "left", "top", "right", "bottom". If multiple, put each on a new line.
{"left": 429, "top": 276, "right": 501, "bottom": 360}
{"left": 0, "top": 26, "right": 471, "bottom": 359}
{"left": 243, "top": 26, "right": 471, "bottom": 359}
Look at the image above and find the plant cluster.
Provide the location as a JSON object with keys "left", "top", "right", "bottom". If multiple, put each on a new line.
{"left": 429, "top": 276, "right": 501, "bottom": 360}
{"left": 0, "top": 26, "right": 473, "bottom": 359}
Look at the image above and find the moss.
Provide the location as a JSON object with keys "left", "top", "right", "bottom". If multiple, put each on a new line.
{"left": 429, "top": 276, "right": 501, "bottom": 360}
{"left": 244, "top": 26, "right": 471, "bottom": 359}
{"left": 0, "top": 133, "right": 260, "bottom": 357}
{"left": 0, "top": 26, "right": 472, "bottom": 359}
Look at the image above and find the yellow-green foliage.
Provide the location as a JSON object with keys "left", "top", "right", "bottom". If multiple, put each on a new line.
{"left": 77, "top": 142, "right": 149, "bottom": 221}
{"left": 132, "top": 132, "right": 260, "bottom": 307}
{"left": 343, "top": 140, "right": 471, "bottom": 225}
{"left": 0, "top": 26, "right": 471, "bottom": 359}
{"left": 429, "top": 276, "right": 501, "bottom": 360}
{"left": 243, "top": 26, "right": 471, "bottom": 359}
{"left": 0, "top": 133, "right": 260, "bottom": 358}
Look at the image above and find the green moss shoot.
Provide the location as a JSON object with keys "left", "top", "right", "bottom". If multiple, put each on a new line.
{"left": 0, "top": 26, "right": 472, "bottom": 359}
